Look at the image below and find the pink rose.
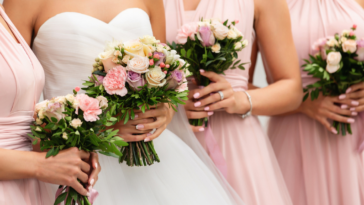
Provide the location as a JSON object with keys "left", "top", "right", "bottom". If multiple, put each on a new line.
{"left": 176, "top": 82, "right": 188, "bottom": 92}
{"left": 102, "top": 58, "right": 119, "bottom": 73}
{"left": 356, "top": 38, "right": 364, "bottom": 61}
{"left": 176, "top": 22, "right": 199, "bottom": 44}
{"left": 76, "top": 94, "right": 102, "bottom": 122}
{"left": 103, "top": 65, "right": 128, "bottom": 97}
{"left": 197, "top": 26, "right": 215, "bottom": 47}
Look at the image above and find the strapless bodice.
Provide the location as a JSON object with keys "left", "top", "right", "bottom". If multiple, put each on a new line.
{"left": 33, "top": 8, "right": 153, "bottom": 99}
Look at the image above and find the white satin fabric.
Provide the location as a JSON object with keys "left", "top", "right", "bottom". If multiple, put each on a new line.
{"left": 33, "top": 8, "right": 244, "bottom": 205}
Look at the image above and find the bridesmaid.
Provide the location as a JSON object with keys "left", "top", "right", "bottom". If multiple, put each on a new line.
{"left": 165, "top": 0, "right": 301, "bottom": 204}
{"left": 0, "top": 5, "right": 100, "bottom": 204}
{"left": 257, "top": 0, "right": 364, "bottom": 204}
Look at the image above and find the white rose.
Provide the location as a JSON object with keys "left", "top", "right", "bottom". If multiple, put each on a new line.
{"left": 140, "top": 35, "right": 160, "bottom": 45}
{"left": 35, "top": 126, "right": 42, "bottom": 132}
{"left": 35, "top": 100, "right": 49, "bottom": 112}
{"left": 146, "top": 66, "right": 167, "bottom": 88}
{"left": 198, "top": 21, "right": 211, "bottom": 28}
{"left": 157, "top": 44, "right": 164, "bottom": 53}
{"left": 62, "top": 132, "right": 68, "bottom": 140}
{"left": 211, "top": 21, "right": 229, "bottom": 40}
{"left": 35, "top": 118, "right": 43, "bottom": 125}
{"left": 124, "top": 40, "right": 145, "bottom": 57}
{"left": 326, "top": 38, "right": 338, "bottom": 47}
{"left": 342, "top": 30, "right": 351, "bottom": 36}
{"left": 55, "top": 96, "right": 67, "bottom": 104}
{"left": 98, "top": 50, "right": 114, "bottom": 61}
{"left": 96, "top": 96, "right": 108, "bottom": 109}
{"left": 111, "top": 56, "right": 119, "bottom": 64}
{"left": 326, "top": 52, "right": 342, "bottom": 73}
{"left": 231, "top": 26, "right": 243, "bottom": 38}
{"left": 342, "top": 39, "right": 357, "bottom": 53}
{"left": 38, "top": 109, "right": 45, "bottom": 120}
{"left": 65, "top": 94, "right": 75, "bottom": 103}
{"left": 70, "top": 118, "right": 83, "bottom": 129}
{"left": 122, "top": 55, "right": 131, "bottom": 64}
{"left": 227, "top": 29, "right": 238, "bottom": 39}
{"left": 72, "top": 99, "right": 79, "bottom": 109}
{"left": 242, "top": 39, "right": 249, "bottom": 47}
{"left": 114, "top": 50, "right": 122, "bottom": 57}
{"left": 211, "top": 43, "right": 221, "bottom": 53}
{"left": 127, "top": 56, "right": 150, "bottom": 73}
{"left": 164, "top": 49, "right": 180, "bottom": 64}
{"left": 340, "top": 37, "right": 347, "bottom": 44}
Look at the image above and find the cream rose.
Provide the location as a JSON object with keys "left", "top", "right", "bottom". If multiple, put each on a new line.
{"left": 231, "top": 26, "right": 243, "bottom": 38}
{"left": 143, "top": 45, "right": 153, "bottom": 56}
{"left": 70, "top": 118, "right": 83, "bottom": 129}
{"left": 35, "top": 100, "right": 49, "bottom": 112}
{"left": 326, "top": 52, "right": 342, "bottom": 73}
{"left": 140, "top": 35, "right": 160, "bottom": 45}
{"left": 342, "top": 30, "right": 351, "bottom": 36}
{"left": 242, "top": 39, "right": 249, "bottom": 47}
{"left": 72, "top": 99, "right": 80, "bottom": 109}
{"left": 98, "top": 50, "right": 114, "bottom": 61}
{"left": 62, "top": 132, "right": 68, "bottom": 140}
{"left": 124, "top": 40, "right": 145, "bottom": 57}
{"left": 38, "top": 109, "right": 45, "bottom": 120}
{"left": 342, "top": 39, "right": 357, "bottom": 53}
{"left": 340, "top": 37, "right": 347, "bottom": 44}
{"left": 122, "top": 55, "right": 131, "bottom": 64}
{"left": 227, "top": 29, "right": 238, "bottom": 39}
{"left": 55, "top": 96, "right": 67, "bottom": 104}
{"left": 164, "top": 50, "right": 180, "bottom": 64}
{"left": 114, "top": 50, "right": 122, "bottom": 57}
{"left": 234, "top": 42, "right": 243, "bottom": 50}
{"left": 96, "top": 96, "right": 108, "bottom": 109}
{"left": 127, "top": 56, "right": 150, "bottom": 73}
{"left": 211, "top": 43, "right": 221, "bottom": 53}
{"left": 35, "top": 118, "right": 43, "bottom": 125}
{"left": 65, "top": 94, "right": 75, "bottom": 103}
{"left": 157, "top": 44, "right": 164, "bottom": 53}
{"left": 35, "top": 126, "right": 42, "bottom": 132}
{"left": 326, "top": 38, "right": 338, "bottom": 47}
{"left": 211, "top": 21, "right": 229, "bottom": 40}
{"left": 146, "top": 66, "right": 167, "bottom": 88}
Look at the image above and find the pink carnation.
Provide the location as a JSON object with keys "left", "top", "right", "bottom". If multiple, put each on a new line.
{"left": 76, "top": 94, "right": 102, "bottom": 122}
{"left": 176, "top": 22, "right": 199, "bottom": 44}
{"left": 103, "top": 65, "right": 128, "bottom": 97}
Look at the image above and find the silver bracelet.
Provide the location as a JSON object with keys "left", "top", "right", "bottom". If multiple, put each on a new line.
{"left": 242, "top": 91, "right": 252, "bottom": 119}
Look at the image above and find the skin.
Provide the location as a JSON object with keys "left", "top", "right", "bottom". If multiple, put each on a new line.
{"left": 249, "top": 0, "right": 364, "bottom": 134}
{"left": 3, "top": 0, "right": 172, "bottom": 141}
{"left": 183, "top": 0, "right": 302, "bottom": 132}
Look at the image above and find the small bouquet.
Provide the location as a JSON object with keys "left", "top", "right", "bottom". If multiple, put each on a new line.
{"left": 83, "top": 35, "right": 189, "bottom": 166}
{"left": 303, "top": 24, "right": 364, "bottom": 135}
{"left": 172, "top": 18, "right": 248, "bottom": 127}
{"left": 29, "top": 88, "right": 127, "bottom": 205}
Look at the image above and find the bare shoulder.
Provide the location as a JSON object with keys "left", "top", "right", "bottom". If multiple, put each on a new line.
{"left": 0, "top": 4, "right": 4, "bottom": 10}
{"left": 143, "top": 0, "right": 164, "bottom": 11}
{"left": 254, "top": 0, "right": 289, "bottom": 20}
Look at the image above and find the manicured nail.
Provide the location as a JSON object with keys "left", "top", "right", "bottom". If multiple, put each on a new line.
{"left": 194, "top": 93, "right": 200, "bottom": 98}
{"left": 88, "top": 186, "right": 92, "bottom": 191}
{"left": 136, "top": 124, "right": 144, "bottom": 130}
{"left": 194, "top": 102, "right": 201, "bottom": 107}
{"left": 352, "top": 112, "right": 358, "bottom": 116}
{"left": 199, "top": 127, "right": 205, "bottom": 132}
{"left": 144, "top": 137, "right": 151, "bottom": 142}
{"left": 94, "top": 162, "right": 98, "bottom": 169}
{"left": 200, "top": 69, "right": 205, "bottom": 73}
{"left": 134, "top": 114, "right": 138, "bottom": 119}
{"left": 346, "top": 88, "right": 352, "bottom": 93}
{"left": 350, "top": 107, "right": 356, "bottom": 111}
{"left": 331, "top": 127, "right": 338, "bottom": 134}
{"left": 348, "top": 118, "right": 355, "bottom": 123}
{"left": 341, "top": 104, "right": 348, "bottom": 109}
{"left": 90, "top": 178, "right": 94, "bottom": 186}
{"left": 204, "top": 107, "right": 209, "bottom": 111}
{"left": 339, "top": 94, "right": 346, "bottom": 100}
{"left": 208, "top": 111, "right": 214, "bottom": 116}
{"left": 351, "top": 101, "right": 359, "bottom": 106}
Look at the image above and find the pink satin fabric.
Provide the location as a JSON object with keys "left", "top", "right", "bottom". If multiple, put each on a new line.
{"left": 0, "top": 7, "right": 54, "bottom": 205}
{"left": 164, "top": 1, "right": 293, "bottom": 204}
{"left": 266, "top": 0, "right": 364, "bottom": 204}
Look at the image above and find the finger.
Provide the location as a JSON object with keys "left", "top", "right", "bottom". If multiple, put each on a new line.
{"left": 184, "top": 100, "right": 206, "bottom": 111}
{"left": 350, "top": 105, "right": 364, "bottom": 112}
{"left": 88, "top": 153, "right": 100, "bottom": 188}
{"left": 122, "top": 133, "right": 149, "bottom": 142}
{"left": 199, "top": 69, "right": 225, "bottom": 83}
{"left": 187, "top": 88, "right": 202, "bottom": 99}
{"left": 144, "top": 125, "right": 166, "bottom": 141}
{"left": 337, "top": 92, "right": 364, "bottom": 101}
{"left": 193, "top": 82, "right": 229, "bottom": 100}
{"left": 80, "top": 161, "right": 91, "bottom": 174}
{"left": 76, "top": 170, "right": 89, "bottom": 184}
{"left": 126, "top": 118, "right": 155, "bottom": 125}
{"left": 194, "top": 89, "right": 234, "bottom": 108}
{"left": 324, "top": 110, "right": 355, "bottom": 124}
{"left": 70, "top": 180, "right": 88, "bottom": 196}
{"left": 119, "top": 127, "right": 153, "bottom": 135}
{"left": 79, "top": 150, "right": 91, "bottom": 160}
{"left": 346, "top": 82, "right": 364, "bottom": 93}
{"left": 204, "top": 98, "right": 234, "bottom": 111}
{"left": 137, "top": 117, "right": 165, "bottom": 131}
{"left": 326, "top": 104, "right": 352, "bottom": 116}
{"left": 190, "top": 125, "right": 206, "bottom": 132}
{"left": 317, "top": 117, "right": 338, "bottom": 134}
{"left": 186, "top": 110, "right": 213, "bottom": 119}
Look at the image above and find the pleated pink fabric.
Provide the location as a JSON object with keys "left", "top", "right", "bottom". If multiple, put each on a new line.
{"left": 0, "top": 7, "right": 54, "bottom": 205}
{"left": 267, "top": 0, "right": 364, "bottom": 204}
{"left": 164, "top": 1, "right": 293, "bottom": 204}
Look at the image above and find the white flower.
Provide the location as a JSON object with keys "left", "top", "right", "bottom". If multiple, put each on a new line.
{"left": 340, "top": 37, "right": 347, "bottom": 44}
{"left": 38, "top": 109, "right": 45, "bottom": 120}
{"left": 231, "top": 26, "right": 243, "bottom": 38}
{"left": 234, "top": 42, "right": 243, "bottom": 50}
{"left": 122, "top": 55, "right": 131, "bottom": 64}
{"left": 35, "top": 118, "right": 43, "bottom": 125}
{"left": 127, "top": 56, "right": 150, "bottom": 73}
{"left": 65, "top": 94, "right": 75, "bottom": 103}
{"left": 55, "top": 96, "right": 67, "bottom": 104}
{"left": 35, "top": 126, "right": 42, "bottom": 132}
{"left": 342, "top": 39, "right": 357, "bottom": 53}
{"left": 326, "top": 38, "right": 338, "bottom": 47}
{"left": 342, "top": 30, "right": 351, "bottom": 36}
{"left": 70, "top": 118, "right": 83, "bottom": 129}
{"left": 98, "top": 40, "right": 121, "bottom": 60}
{"left": 62, "top": 132, "right": 68, "bottom": 140}
{"left": 326, "top": 52, "right": 342, "bottom": 73}
{"left": 111, "top": 56, "right": 119, "bottom": 64}
{"left": 96, "top": 96, "right": 108, "bottom": 109}
{"left": 211, "top": 21, "right": 229, "bottom": 40}
{"left": 211, "top": 43, "right": 221, "bottom": 53}
{"left": 98, "top": 50, "right": 114, "bottom": 61}
{"left": 140, "top": 35, "right": 160, "bottom": 45}
{"left": 35, "top": 100, "right": 49, "bottom": 112}
{"left": 75, "top": 131, "right": 80, "bottom": 136}
{"left": 146, "top": 66, "right": 167, "bottom": 88}
{"left": 114, "top": 50, "right": 122, "bottom": 57}
{"left": 72, "top": 99, "right": 79, "bottom": 109}
{"left": 164, "top": 49, "right": 180, "bottom": 64}
{"left": 157, "top": 44, "right": 164, "bottom": 53}
{"left": 242, "top": 39, "right": 249, "bottom": 47}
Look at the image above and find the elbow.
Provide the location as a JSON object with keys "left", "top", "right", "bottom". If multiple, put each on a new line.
{"left": 287, "top": 80, "right": 303, "bottom": 111}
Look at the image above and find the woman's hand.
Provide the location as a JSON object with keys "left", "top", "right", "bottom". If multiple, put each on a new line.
{"left": 87, "top": 152, "right": 101, "bottom": 191}
{"left": 112, "top": 116, "right": 154, "bottom": 142}
{"left": 299, "top": 94, "right": 355, "bottom": 134}
{"left": 34, "top": 147, "right": 92, "bottom": 196}
{"left": 337, "top": 82, "right": 364, "bottom": 113}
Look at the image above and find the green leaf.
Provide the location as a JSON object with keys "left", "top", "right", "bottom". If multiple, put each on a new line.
{"left": 109, "top": 117, "right": 117, "bottom": 121}
{"left": 54, "top": 192, "right": 67, "bottom": 205}
{"left": 124, "top": 111, "right": 130, "bottom": 124}
{"left": 187, "top": 49, "right": 192, "bottom": 58}
{"left": 32, "top": 139, "right": 38, "bottom": 145}
{"left": 181, "top": 49, "right": 186, "bottom": 57}
{"left": 302, "top": 92, "right": 309, "bottom": 102}
{"left": 51, "top": 117, "right": 58, "bottom": 123}
{"left": 46, "top": 147, "right": 55, "bottom": 158}
{"left": 82, "top": 82, "right": 95, "bottom": 87}
{"left": 92, "top": 70, "right": 107, "bottom": 77}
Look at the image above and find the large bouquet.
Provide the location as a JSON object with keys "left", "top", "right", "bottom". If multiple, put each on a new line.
{"left": 303, "top": 25, "right": 364, "bottom": 135}
{"left": 172, "top": 18, "right": 248, "bottom": 127}
{"left": 83, "top": 36, "right": 190, "bottom": 166}
{"left": 29, "top": 88, "right": 127, "bottom": 205}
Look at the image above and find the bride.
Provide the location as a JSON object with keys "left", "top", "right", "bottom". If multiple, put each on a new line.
{"left": 4, "top": 0, "right": 244, "bottom": 204}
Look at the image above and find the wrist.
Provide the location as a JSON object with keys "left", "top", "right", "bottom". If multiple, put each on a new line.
{"left": 30, "top": 152, "right": 45, "bottom": 180}
{"left": 235, "top": 92, "right": 251, "bottom": 114}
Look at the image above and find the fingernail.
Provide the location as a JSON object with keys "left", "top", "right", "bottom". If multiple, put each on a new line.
{"left": 194, "top": 102, "right": 201, "bottom": 107}
{"left": 331, "top": 127, "right": 338, "bottom": 134}
{"left": 341, "top": 104, "right": 348, "bottom": 109}
{"left": 351, "top": 101, "right": 359, "bottom": 106}
{"left": 147, "top": 133, "right": 152, "bottom": 137}
{"left": 136, "top": 124, "right": 144, "bottom": 130}
{"left": 194, "top": 93, "right": 200, "bottom": 98}
{"left": 348, "top": 118, "right": 355, "bottom": 123}
{"left": 350, "top": 107, "right": 356, "bottom": 111}
{"left": 199, "top": 127, "right": 205, "bottom": 132}
{"left": 87, "top": 192, "right": 90, "bottom": 197}
{"left": 90, "top": 178, "right": 94, "bottom": 186}
{"left": 208, "top": 111, "right": 214, "bottom": 116}
{"left": 88, "top": 186, "right": 92, "bottom": 191}
{"left": 204, "top": 107, "right": 209, "bottom": 111}
{"left": 200, "top": 69, "right": 205, "bottom": 73}
{"left": 134, "top": 114, "right": 138, "bottom": 119}
{"left": 339, "top": 94, "right": 346, "bottom": 100}
{"left": 144, "top": 137, "right": 151, "bottom": 142}
{"left": 352, "top": 112, "right": 358, "bottom": 116}
{"left": 346, "top": 88, "right": 352, "bottom": 93}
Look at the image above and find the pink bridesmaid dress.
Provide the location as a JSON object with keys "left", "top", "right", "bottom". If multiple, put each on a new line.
{"left": 164, "top": 0, "right": 292, "bottom": 204}
{"left": 0, "top": 7, "right": 53, "bottom": 205}
{"left": 267, "top": 0, "right": 364, "bottom": 204}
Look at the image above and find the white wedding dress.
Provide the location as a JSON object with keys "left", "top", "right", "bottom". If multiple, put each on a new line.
{"left": 33, "top": 8, "right": 244, "bottom": 205}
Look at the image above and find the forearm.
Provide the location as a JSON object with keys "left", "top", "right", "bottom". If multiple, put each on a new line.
{"left": 0, "top": 148, "right": 39, "bottom": 180}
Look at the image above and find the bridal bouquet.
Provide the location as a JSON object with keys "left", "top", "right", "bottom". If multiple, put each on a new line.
{"left": 172, "top": 18, "right": 248, "bottom": 127}
{"left": 83, "top": 35, "right": 189, "bottom": 167}
{"left": 29, "top": 88, "right": 127, "bottom": 205}
{"left": 303, "top": 25, "right": 364, "bottom": 135}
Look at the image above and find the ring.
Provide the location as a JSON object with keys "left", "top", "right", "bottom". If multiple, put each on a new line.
{"left": 218, "top": 91, "right": 224, "bottom": 100}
